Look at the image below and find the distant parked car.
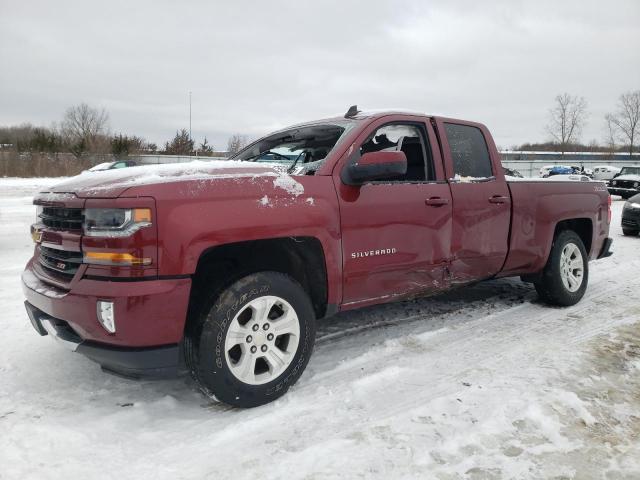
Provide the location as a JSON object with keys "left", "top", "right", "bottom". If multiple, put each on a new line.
{"left": 608, "top": 166, "right": 640, "bottom": 199}
{"left": 87, "top": 160, "right": 137, "bottom": 172}
{"left": 622, "top": 193, "right": 640, "bottom": 236}
{"left": 547, "top": 165, "right": 575, "bottom": 177}
{"left": 539, "top": 165, "right": 567, "bottom": 177}
{"left": 581, "top": 166, "right": 593, "bottom": 177}
{"left": 503, "top": 166, "right": 524, "bottom": 178}
{"left": 540, "top": 164, "right": 582, "bottom": 177}
{"left": 547, "top": 174, "right": 592, "bottom": 182}
{"left": 593, "top": 166, "right": 621, "bottom": 182}
{"left": 546, "top": 165, "right": 593, "bottom": 178}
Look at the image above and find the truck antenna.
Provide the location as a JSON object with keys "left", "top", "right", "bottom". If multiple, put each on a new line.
{"left": 344, "top": 105, "right": 360, "bottom": 118}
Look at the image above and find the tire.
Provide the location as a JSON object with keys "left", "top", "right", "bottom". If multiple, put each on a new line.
{"left": 185, "top": 271, "right": 316, "bottom": 408}
{"left": 534, "top": 230, "right": 589, "bottom": 307}
{"left": 622, "top": 228, "right": 638, "bottom": 236}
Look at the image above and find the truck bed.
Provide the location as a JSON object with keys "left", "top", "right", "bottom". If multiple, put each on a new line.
{"left": 500, "top": 179, "right": 610, "bottom": 277}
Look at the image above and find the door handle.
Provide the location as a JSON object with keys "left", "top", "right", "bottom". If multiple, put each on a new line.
{"left": 425, "top": 197, "right": 449, "bottom": 206}
{"left": 488, "top": 195, "right": 509, "bottom": 204}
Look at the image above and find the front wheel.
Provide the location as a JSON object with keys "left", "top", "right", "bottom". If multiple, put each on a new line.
{"left": 534, "top": 230, "right": 589, "bottom": 306}
{"left": 622, "top": 228, "right": 638, "bottom": 236}
{"left": 185, "top": 272, "right": 316, "bottom": 408}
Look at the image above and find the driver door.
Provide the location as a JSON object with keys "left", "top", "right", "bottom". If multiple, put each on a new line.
{"left": 335, "top": 117, "right": 453, "bottom": 309}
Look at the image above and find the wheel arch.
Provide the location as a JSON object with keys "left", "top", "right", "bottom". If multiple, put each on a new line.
{"left": 186, "top": 236, "right": 329, "bottom": 334}
{"left": 521, "top": 217, "right": 593, "bottom": 283}
{"left": 552, "top": 217, "right": 593, "bottom": 256}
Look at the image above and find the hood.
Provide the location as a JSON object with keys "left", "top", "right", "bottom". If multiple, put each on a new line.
{"left": 43, "top": 160, "right": 292, "bottom": 198}
{"left": 613, "top": 174, "right": 640, "bottom": 182}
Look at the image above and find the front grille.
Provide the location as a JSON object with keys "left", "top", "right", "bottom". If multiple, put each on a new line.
{"left": 39, "top": 246, "right": 83, "bottom": 280}
{"left": 622, "top": 217, "right": 639, "bottom": 228}
{"left": 614, "top": 180, "right": 639, "bottom": 190}
{"left": 40, "top": 207, "right": 83, "bottom": 231}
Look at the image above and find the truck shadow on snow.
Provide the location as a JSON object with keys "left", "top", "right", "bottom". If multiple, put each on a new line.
{"left": 315, "top": 277, "right": 537, "bottom": 343}
{"left": 19, "top": 278, "right": 538, "bottom": 413}
{"left": 61, "top": 278, "right": 540, "bottom": 411}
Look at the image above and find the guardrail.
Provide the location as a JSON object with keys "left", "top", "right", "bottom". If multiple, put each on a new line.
{"left": 501, "top": 159, "right": 640, "bottom": 177}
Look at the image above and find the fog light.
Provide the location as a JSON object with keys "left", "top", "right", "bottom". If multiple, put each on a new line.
{"left": 97, "top": 300, "right": 116, "bottom": 334}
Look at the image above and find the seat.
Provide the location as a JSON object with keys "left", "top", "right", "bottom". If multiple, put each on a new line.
{"left": 388, "top": 136, "right": 425, "bottom": 182}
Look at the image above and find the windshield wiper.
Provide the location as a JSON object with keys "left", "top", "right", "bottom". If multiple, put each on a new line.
{"left": 248, "top": 150, "right": 292, "bottom": 162}
{"left": 287, "top": 151, "right": 308, "bottom": 173}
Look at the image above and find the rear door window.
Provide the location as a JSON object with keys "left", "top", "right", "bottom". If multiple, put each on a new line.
{"left": 444, "top": 123, "right": 493, "bottom": 179}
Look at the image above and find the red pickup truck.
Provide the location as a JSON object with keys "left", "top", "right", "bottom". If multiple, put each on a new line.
{"left": 23, "top": 108, "right": 613, "bottom": 407}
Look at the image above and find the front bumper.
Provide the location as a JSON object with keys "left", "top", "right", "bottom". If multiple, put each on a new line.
{"left": 25, "top": 302, "right": 183, "bottom": 378}
{"left": 608, "top": 187, "right": 640, "bottom": 197}
{"left": 597, "top": 237, "right": 613, "bottom": 259}
{"left": 22, "top": 259, "right": 192, "bottom": 378}
{"left": 622, "top": 207, "right": 640, "bottom": 231}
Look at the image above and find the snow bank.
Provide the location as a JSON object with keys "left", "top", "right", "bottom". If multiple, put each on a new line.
{"left": 0, "top": 177, "right": 65, "bottom": 187}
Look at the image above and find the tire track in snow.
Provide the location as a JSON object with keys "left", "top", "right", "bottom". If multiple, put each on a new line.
{"left": 186, "top": 265, "right": 639, "bottom": 479}
{"left": 291, "top": 258, "right": 639, "bottom": 419}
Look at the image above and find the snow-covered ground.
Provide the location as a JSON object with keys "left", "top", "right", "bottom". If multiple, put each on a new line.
{"left": 1, "top": 178, "right": 638, "bottom": 479}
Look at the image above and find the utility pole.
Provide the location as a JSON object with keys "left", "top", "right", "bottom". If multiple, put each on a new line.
{"left": 189, "top": 91, "right": 192, "bottom": 143}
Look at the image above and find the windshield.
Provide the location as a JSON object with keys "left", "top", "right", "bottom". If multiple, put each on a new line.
{"left": 620, "top": 167, "right": 640, "bottom": 176}
{"left": 232, "top": 122, "right": 354, "bottom": 175}
{"left": 88, "top": 162, "right": 114, "bottom": 171}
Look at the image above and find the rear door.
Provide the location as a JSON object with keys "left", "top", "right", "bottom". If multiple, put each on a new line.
{"left": 335, "top": 116, "right": 452, "bottom": 309}
{"left": 435, "top": 119, "right": 511, "bottom": 283}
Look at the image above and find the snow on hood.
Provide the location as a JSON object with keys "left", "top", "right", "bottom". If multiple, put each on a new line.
{"left": 45, "top": 160, "right": 305, "bottom": 198}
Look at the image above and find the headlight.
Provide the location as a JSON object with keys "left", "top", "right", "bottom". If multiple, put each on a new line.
{"left": 634, "top": 182, "right": 639, "bottom": 188}
{"left": 83, "top": 208, "right": 152, "bottom": 237}
{"left": 627, "top": 202, "right": 640, "bottom": 209}
{"left": 612, "top": 180, "right": 617, "bottom": 186}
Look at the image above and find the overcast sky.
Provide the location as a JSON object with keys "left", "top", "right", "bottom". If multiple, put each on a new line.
{"left": 1, "top": 0, "right": 639, "bottom": 149}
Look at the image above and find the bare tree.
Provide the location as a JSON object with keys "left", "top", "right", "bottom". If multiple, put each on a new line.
{"left": 604, "top": 114, "right": 617, "bottom": 157}
{"left": 227, "top": 134, "right": 248, "bottom": 156}
{"left": 60, "top": 103, "right": 110, "bottom": 155}
{"left": 546, "top": 93, "right": 588, "bottom": 156}
{"left": 607, "top": 90, "right": 640, "bottom": 157}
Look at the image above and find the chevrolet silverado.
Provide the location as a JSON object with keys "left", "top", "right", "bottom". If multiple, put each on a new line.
{"left": 23, "top": 107, "right": 613, "bottom": 407}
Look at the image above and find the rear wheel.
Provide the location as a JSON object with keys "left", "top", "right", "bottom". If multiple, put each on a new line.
{"left": 534, "top": 230, "right": 589, "bottom": 306}
{"left": 185, "top": 271, "right": 316, "bottom": 408}
{"left": 622, "top": 228, "right": 638, "bottom": 236}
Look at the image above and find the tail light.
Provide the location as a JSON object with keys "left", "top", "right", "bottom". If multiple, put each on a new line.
{"left": 607, "top": 194, "right": 612, "bottom": 224}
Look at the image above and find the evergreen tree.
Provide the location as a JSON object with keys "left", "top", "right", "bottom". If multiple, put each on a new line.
{"left": 198, "top": 137, "right": 213, "bottom": 155}
{"left": 164, "top": 129, "right": 194, "bottom": 155}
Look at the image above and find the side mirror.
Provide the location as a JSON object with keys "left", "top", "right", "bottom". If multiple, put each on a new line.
{"left": 343, "top": 150, "right": 407, "bottom": 185}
